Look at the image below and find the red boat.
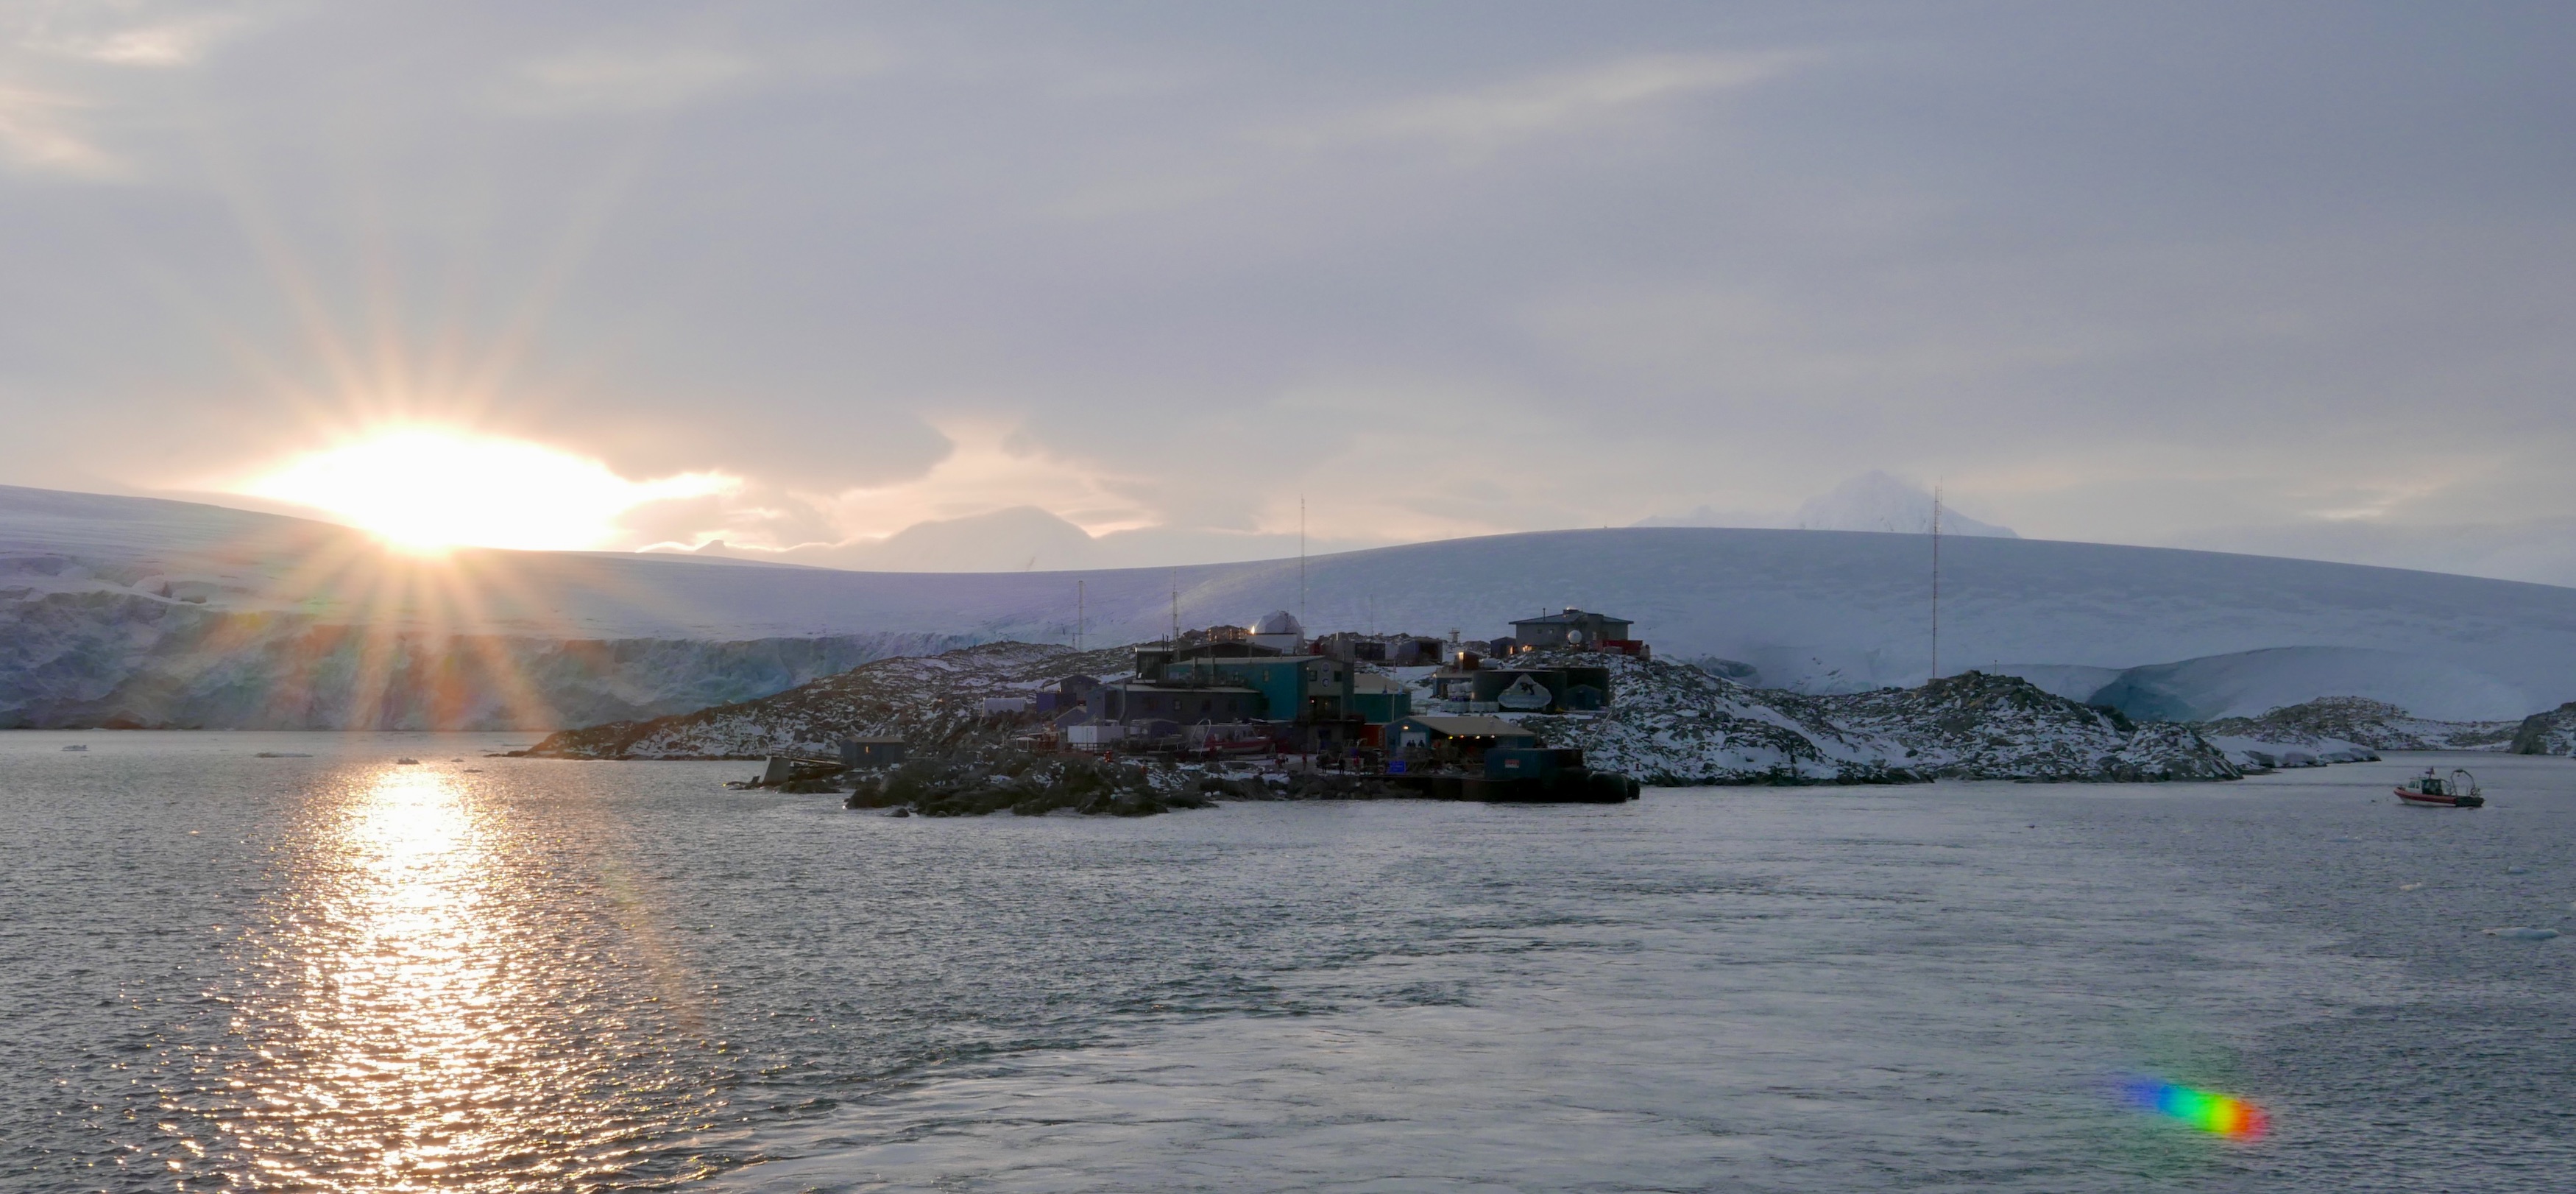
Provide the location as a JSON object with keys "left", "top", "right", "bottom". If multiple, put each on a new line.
{"left": 2396, "top": 767, "right": 2484, "bottom": 808}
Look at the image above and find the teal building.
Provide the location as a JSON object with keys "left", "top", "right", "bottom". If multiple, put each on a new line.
{"left": 1161, "top": 654, "right": 1383, "bottom": 722}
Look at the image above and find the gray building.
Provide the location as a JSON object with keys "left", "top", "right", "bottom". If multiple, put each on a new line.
{"left": 1509, "top": 608, "right": 1633, "bottom": 649}
{"left": 1093, "top": 681, "right": 1267, "bottom": 724}
{"left": 838, "top": 738, "right": 907, "bottom": 768}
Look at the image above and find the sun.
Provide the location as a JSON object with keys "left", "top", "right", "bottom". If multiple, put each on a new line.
{"left": 243, "top": 428, "right": 730, "bottom": 552}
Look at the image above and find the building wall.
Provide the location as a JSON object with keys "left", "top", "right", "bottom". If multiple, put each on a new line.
{"left": 1348, "top": 688, "right": 1411, "bottom": 724}
{"left": 1510, "top": 612, "right": 1632, "bottom": 648}
{"left": 838, "top": 739, "right": 907, "bottom": 767}
{"left": 1161, "top": 657, "right": 1354, "bottom": 721}
{"left": 1104, "top": 684, "right": 1262, "bottom": 723}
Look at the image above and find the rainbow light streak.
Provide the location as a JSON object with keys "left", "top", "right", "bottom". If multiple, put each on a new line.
{"left": 2124, "top": 1078, "right": 2268, "bottom": 1138}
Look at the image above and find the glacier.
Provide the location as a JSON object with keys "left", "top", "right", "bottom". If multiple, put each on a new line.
{"left": 8, "top": 484, "right": 2576, "bottom": 728}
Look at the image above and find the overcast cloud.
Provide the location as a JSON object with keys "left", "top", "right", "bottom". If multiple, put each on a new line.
{"left": 3, "top": 2, "right": 2572, "bottom": 579}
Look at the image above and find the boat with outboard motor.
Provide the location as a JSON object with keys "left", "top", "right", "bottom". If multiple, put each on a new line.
{"left": 2396, "top": 767, "right": 2483, "bottom": 808}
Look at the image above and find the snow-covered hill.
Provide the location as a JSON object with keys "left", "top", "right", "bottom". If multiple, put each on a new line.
{"left": 12, "top": 484, "right": 2576, "bottom": 727}
{"left": 2200, "top": 696, "right": 2519, "bottom": 753}
{"left": 1497, "top": 649, "right": 2237, "bottom": 783}
{"left": 529, "top": 642, "right": 1129, "bottom": 760}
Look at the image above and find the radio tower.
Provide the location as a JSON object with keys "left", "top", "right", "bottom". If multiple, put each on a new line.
{"left": 1930, "top": 481, "right": 1942, "bottom": 683}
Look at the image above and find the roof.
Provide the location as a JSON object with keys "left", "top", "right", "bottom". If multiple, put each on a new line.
{"left": 1351, "top": 673, "right": 1409, "bottom": 692}
{"left": 1170, "top": 643, "right": 1285, "bottom": 659}
{"left": 1396, "top": 716, "right": 1535, "bottom": 738}
{"left": 1251, "top": 610, "right": 1303, "bottom": 635}
{"left": 1112, "top": 681, "right": 1263, "bottom": 694}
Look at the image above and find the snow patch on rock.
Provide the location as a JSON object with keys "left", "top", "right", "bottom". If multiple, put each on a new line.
{"left": 1434, "top": 649, "right": 2238, "bottom": 785}
{"left": 2200, "top": 696, "right": 2516, "bottom": 768}
{"left": 2508, "top": 702, "right": 2576, "bottom": 755}
{"left": 531, "top": 642, "right": 1128, "bottom": 759}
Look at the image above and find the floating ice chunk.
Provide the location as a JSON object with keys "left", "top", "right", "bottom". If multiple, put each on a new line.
{"left": 2506, "top": 866, "right": 2530, "bottom": 875}
{"left": 2399, "top": 883, "right": 2424, "bottom": 891}
{"left": 2482, "top": 927, "right": 2560, "bottom": 941}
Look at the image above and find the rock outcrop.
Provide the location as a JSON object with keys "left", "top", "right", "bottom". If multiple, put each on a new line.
{"left": 842, "top": 749, "right": 1209, "bottom": 817}
{"left": 1447, "top": 651, "right": 2240, "bottom": 784}
{"left": 1804, "top": 669, "right": 2238, "bottom": 782}
{"left": 2510, "top": 702, "right": 2576, "bottom": 756}
{"left": 530, "top": 641, "right": 1130, "bottom": 759}
{"left": 2204, "top": 696, "right": 2519, "bottom": 753}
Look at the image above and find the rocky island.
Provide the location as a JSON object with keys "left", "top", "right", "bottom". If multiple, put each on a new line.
{"left": 522, "top": 625, "right": 2442, "bottom": 815}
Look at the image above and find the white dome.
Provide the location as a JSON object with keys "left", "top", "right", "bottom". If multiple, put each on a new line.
{"left": 1250, "top": 610, "right": 1303, "bottom": 635}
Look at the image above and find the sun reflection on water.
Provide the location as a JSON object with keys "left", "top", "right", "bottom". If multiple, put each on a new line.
{"left": 188, "top": 765, "right": 723, "bottom": 1192}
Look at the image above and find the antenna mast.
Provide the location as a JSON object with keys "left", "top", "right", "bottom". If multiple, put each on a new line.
{"left": 1298, "top": 494, "right": 1307, "bottom": 634}
{"left": 1075, "top": 578, "right": 1085, "bottom": 653}
{"left": 1930, "top": 481, "right": 1942, "bottom": 683}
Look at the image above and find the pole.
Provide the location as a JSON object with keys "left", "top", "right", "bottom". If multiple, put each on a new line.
{"left": 1298, "top": 495, "right": 1307, "bottom": 635}
{"left": 1931, "top": 481, "right": 1942, "bottom": 683}
{"left": 1076, "top": 578, "right": 1085, "bottom": 652}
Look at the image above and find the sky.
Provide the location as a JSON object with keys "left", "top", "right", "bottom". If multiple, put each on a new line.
{"left": 2, "top": 1, "right": 2573, "bottom": 580}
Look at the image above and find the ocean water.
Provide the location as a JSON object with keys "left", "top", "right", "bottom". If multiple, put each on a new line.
{"left": 4, "top": 733, "right": 2570, "bottom": 1193}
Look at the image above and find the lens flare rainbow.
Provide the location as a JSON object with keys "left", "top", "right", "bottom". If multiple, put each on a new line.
{"left": 2124, "top": 1078, "right": 2268, "bottom": 1138}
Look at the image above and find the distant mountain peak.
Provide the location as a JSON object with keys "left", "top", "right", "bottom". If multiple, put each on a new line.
{"left": 1794, "top": 472, "right": 2016, "bottom": 538}
{"left": 1633, "top": 471, "right": 2015, "bottom": 538}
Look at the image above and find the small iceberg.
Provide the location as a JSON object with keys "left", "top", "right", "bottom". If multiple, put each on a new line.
{"left": 2399, "top": 883, "right": 2424, "bottom": 891}
{"left": 2482, "top": 927, "right": 2560, "bottom": 941}
{"left": 2507, "top": 866, "right": 2530, "bottom": 875}
{"left": 253, "top": 752, "right": 312, "bottom": 758}
{"left": 60, "top": 744, "right": 87, "bottom": 752}
{"left": 394, "top": 757, "right": 420, "bottom": 765}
